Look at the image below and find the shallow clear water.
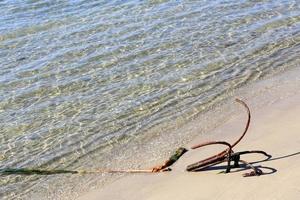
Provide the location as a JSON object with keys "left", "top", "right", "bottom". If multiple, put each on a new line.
{"left": 0, "top": 0, "right": 300, "bottom": 199}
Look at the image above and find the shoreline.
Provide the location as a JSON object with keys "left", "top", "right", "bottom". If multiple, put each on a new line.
{"left": 77, "top": 67, "right": 300, "bottom": 200}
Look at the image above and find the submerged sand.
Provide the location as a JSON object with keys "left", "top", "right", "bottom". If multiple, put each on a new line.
{"left": 77, "top": 69, "right": 300, "bottom": 200}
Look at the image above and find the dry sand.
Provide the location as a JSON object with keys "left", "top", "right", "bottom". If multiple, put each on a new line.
{"left": 77, "top": 71, "right": 300, "bottom": 200}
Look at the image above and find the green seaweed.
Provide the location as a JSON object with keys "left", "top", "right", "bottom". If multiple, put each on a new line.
{"left": 165, "top": 147, "right": 188, "bottom": 166}
{"left": 0, "top": 168, "right": 78, "bottom": 175}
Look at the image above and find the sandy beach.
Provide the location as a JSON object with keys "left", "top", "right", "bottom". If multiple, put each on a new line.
{"left": 77, "top": 70, "right": 300, "bottom": 200}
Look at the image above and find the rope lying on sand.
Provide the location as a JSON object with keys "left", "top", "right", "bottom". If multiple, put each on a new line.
{"left": 0, "top": 168, "right": 169, "bottom": 175}
{"left": 0, "top": 147, "right": 187, "bottom": 175}
{"left": 0, "top": 99, "right": 271, "bottom": 177}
